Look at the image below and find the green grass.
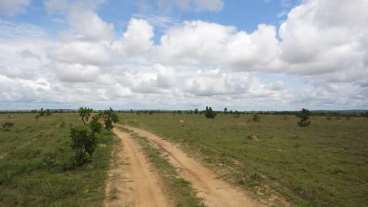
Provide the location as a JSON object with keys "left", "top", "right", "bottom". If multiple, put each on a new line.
{"left": 0, "top": 113, "right": 115, "bottom": 207}
{"left": 121, "top": 113, "right": 368, "bottom": 207}
{"left": 126, "top": 127, "right": 205, "bottom": 207}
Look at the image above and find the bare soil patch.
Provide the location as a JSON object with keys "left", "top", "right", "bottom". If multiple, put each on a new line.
{"left": 104, "top": 128, "right": 172, "bottom": 207}
{"left": 124, "top": 125, "right": 266, "bottom": 207}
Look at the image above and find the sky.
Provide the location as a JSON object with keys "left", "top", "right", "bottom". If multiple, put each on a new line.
{"left": 0, "top": 0, "right": 367, "bottom": 111}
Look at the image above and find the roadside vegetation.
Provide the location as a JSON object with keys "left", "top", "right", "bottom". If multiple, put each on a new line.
{"left": 71, "top": 107, "right": 119, "bottom": 167}
{"left": 121, "top": 111, "right": 368, "bottom": 207}
{"left": 0, "top": 112, "right": 115, "bottom": 207}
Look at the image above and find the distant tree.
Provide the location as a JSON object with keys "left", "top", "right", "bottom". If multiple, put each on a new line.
{"left": 79, "top": 107, "right": 93, "bottom": 125}
{"left": 297, "top": 108, "right": 311, "bottom": 127}
{"left": 253, "top": 114, "right": 260, "bottom": 122}
{"left": 45, "top": 109, "right": 52, "bottom": 116}
{"left": 39, "top": 108, "right": 45, "bottom": 116}
{"left": 194, "top": 108, "right": 199, "bottom": 114}
{"left": 224, "top": 107, "right": 228, "bottom": 114}
{"left": 363, "top": 112, "right": 368, "bottom": 118}
{"left": 204, "top": 106, "right": 216, "bottom": 119}
{"left": 36, "top": 108, "right": 51, "bottom": 118}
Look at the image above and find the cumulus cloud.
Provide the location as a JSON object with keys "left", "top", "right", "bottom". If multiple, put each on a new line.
{"left": 113, "top": 18, "right": 154, "bottom": 55}
{"left": 158, "top": 21, "right": 281, "bottom": 71}
{"left": 1, "top": 0, "right": 368, "bottom": 110}
{"left": 54, "top": 64, "right": 101, "bottom": 82}
{"left": 45, "top": 0, "right": 114, "bottom": 41}
{"left": 278, "top": 0, "right": 368, "bottom": 79}
{"left": 66, "top": 9, "right": 114, "bottom": 41}
{"left": 51, "top": 41, "right": 110, "bottom": 65}
{"left": 0, "top": 0, "right": 30, "bottom": 16}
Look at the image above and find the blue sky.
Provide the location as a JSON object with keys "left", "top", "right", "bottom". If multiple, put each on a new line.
{"left": 0, "top": 0, "right": 367, "bottom": 110}
{"left": 6, "top": 0, "right": 300, "bottom": 38}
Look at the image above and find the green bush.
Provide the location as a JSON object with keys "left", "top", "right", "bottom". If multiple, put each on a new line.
{"left": 101, "top": 108, "right": 119, "bottom": 130}
{"left": 79, "top": 107, "right": 93, "bottom": 125}
{"left": 70, "top": 126, "right": 97, "bottom": 166}
{"left": 89, "top": 116, "right": 102, "bottom": 134}
{"left": 1, "top": 122, "right": 15, "bottom": 131}
{"left": 204, "top": 106, "right": 216, "bottom": 119}
{"left": 297, "top": 108, "right": 311, "bottom": 127}
{"left": 253, "top": 114, "right": 260, "bottom": 122}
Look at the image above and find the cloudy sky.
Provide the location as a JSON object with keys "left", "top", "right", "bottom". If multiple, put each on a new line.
{"left": 0, "top": 0, "right": 367, "bottom": 110}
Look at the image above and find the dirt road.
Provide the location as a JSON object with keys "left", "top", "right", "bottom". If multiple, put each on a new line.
{"left": 124, "top": 125, "right": 265, "bottom": 207}
{"left": 104, "top": 128, "right": 172, "bottom": 207}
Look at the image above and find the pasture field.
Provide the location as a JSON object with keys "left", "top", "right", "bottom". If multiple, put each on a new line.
{"left": 121, "top": 113, "right": 368, "bottom": 207}
{"left": 0, "top": 113, "right": 114, "bottom": 207}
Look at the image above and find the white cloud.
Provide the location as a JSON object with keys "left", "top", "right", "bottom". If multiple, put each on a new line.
{"left": 54, "top": 63, "right": 101, "bottom": 82}
{"left": 158, "top": 21, "right": 280, "bottom": 71}
{"left": 113, "top": 18, "right": 154, "bottom": 55}
{"left": 278, "top": 0, "right": 368, "bottom": 79}
{"left": 51, "top": 41, "right": 110, "bottom": 65}
{"left": 67, "top": 9, "right": 114, "bottom": 41}
{"left": 0, "top": 0, "right": 30, "bottom": 16}
{"left": 1, "top": 0, "right": 368, "bottom": 110}
{"left": 45, "top": 0, "right": 114, "bottom": 41}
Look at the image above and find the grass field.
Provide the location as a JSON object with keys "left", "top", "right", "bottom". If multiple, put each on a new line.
{"left": 121, "top": 113, "right": 368, "bottom": 207}
{"left": 0, "top": 113, "right": 114, "bottom": 207}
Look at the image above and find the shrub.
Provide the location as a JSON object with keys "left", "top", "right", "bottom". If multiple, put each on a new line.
{"left": 70, "top": 126, "right": 97, "bottom": 166}
{"left": 1, "top": 122, "right": 14, "bottom": 131}
{"left": 39, "top": 108, "right": 45, "bottom": 116}
{"left": 101, "top": 108, "right": 119, "bottom": 130}
{"left": 59, "top": 121, "right": 66, "bottom": 128}
{"left": 204, "top": 106, "right": 216, "bottom": 119}
{"left": 79, "top": 107, "right": 93, "bottom": 125}
{"left": 36, "top": 108, "right": 52, "bottom": 118}
{"left": 89, "top": 116, "right": 102, "bottom": 134}
{"left": 297, "top": 108, "right": 311, "bottom": 127}
{"left": 252, "top": 114, "right": 260, "bottom": 122}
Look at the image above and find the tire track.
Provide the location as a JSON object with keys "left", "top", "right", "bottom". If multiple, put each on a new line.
{"left": 123, "top": 125, "right": 265, "bottom": 207}
{"left": 104, "top": 128, "right": 172, "bottom": 207}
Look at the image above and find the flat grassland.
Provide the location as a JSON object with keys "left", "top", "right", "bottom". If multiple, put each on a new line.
{"left": 0, "top": 113, "right": 114, "bottom": 207}
{"left": 122, "top": 113, "right": 368, "bottom": 207}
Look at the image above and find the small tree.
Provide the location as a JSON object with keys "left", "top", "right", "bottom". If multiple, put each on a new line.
{"left": 297, "top": 108, "right": 311, "bottom": 127}
{"left": 224, "top": 107, "right": 228, "bottom": 114}
{"left": 70, "top": 126, "right": 97, "bottom": 166}
{"left": 101, "top": 108, "right": 119, "bottom": 130}
{"left": 79, "top": 107, "right": 93, "bottom": 125}
{"left": 253, "top": 114, "right": 260, "bottom": 122}
{"left": 204, "top": 106, "right": 216, "bottom": 119}
{"left": 194, "top": 108, "right": 199, "bottom": 114}
{"left": 39, "top": 108, "right": 45, "bottom": 116}
{"left": 89, "top": 115, "right": 102, "bottom": 134}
